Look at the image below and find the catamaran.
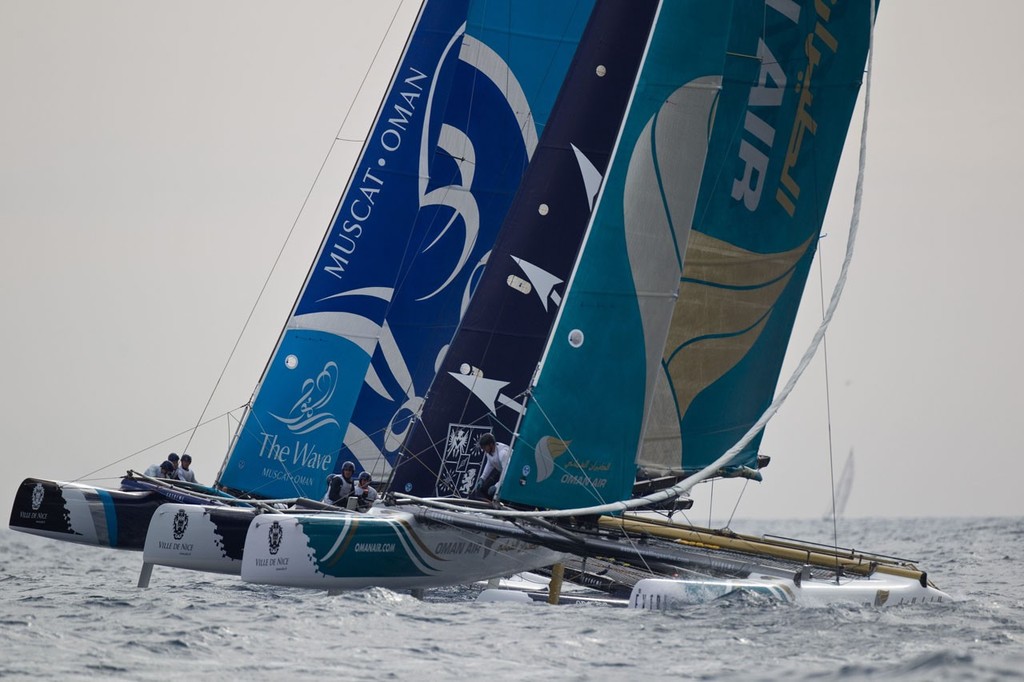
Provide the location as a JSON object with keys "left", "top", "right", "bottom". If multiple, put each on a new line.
{"left": 240, "top": 0, "right": 950, "bottom": 607}
{"left": 10, "top": 0, "right": 597, "bottom": 584}
{"left": 11, "top": 0, "right": 951, "bottom": 607}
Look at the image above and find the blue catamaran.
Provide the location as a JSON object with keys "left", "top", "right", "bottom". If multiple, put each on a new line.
{"left": 9, "top": 0, "right": 593, "bottom": 561}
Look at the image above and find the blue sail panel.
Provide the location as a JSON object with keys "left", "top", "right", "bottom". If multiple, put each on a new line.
{"left": 645, "top": 0, "right": 876, "bottom": 477}
{"left": 389, "top": 0, "right": 661, "bottom": 498}
{"left": 217, "top": 1, "right": 470, "bottom": 498}
{"left": 500, "top": 1, "right": 736, "bottom": 509}
{"left": 335, "top": 0, "right": 596, "bottom": 480}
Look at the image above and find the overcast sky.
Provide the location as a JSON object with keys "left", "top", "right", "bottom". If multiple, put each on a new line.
{"left": 1, "top": 1, "right": 1020, "bottom": 525}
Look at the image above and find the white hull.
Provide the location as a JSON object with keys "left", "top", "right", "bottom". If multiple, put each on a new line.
{"left": 630, "top": 574, "right": 952, "bottom": 609}
{"left": 242, "top": 505, "right": 564, "bottom": 590}
{"left": 143, "top": 503, "right": 254, "bottom": 575}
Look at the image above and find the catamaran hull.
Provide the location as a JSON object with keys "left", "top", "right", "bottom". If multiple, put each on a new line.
{"left": 242, "top": 507, "right": 564, "bottom": 590}
{"left": 8, "top": 477, "right": 203, "bottom": 550}
{"left": 630, "top": 575, "right": 951, "bottom": 609}
{"left": 143, "top": 503, "right": 253, "bottom": 574}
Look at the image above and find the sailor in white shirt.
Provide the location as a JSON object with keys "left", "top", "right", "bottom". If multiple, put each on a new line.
{"left": 322, "top": 461, "right": 357, "bottom": 505}
{"left": 353, "top": 471, "right": 378, "bottom": 511}
{"left": 176, "top": 454, "right": 197, "bottom": 483}
{"left": 475, "top": 433, "right": 510, "bottom": 500}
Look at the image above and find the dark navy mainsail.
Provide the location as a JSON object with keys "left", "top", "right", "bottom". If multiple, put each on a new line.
{"left": 390, "top": 0, "right": 661, "bottom": 498}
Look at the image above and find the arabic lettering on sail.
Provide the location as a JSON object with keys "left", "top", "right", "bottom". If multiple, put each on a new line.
{"left": 776, "top": 0, "right": 841, "bottom": 217}
{"left": 729, "top": 0, "right": 843, "bottom": 219}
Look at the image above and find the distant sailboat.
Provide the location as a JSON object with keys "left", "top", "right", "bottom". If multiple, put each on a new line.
{"left": 823, "top": 449, "right": 855, "bottom": 521}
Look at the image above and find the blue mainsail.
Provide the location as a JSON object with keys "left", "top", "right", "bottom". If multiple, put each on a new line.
{"left": 216, "top": 0, "right": 594, "bottom": 499}
{"left": 335, "top": 0, "right": 596, "bottom": 484}
{"left": 389, "top": 0, "right": 661, "bottom": 498}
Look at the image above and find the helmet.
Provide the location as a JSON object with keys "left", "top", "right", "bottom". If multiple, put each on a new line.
{"left": 478, "top": 433, "right": 496, "bottom": 448}
{"left": 341, "top": 461, "right": 355, "bottom": 473}
{"left": 358, "top": 472, "right": 371, "bottom": 483}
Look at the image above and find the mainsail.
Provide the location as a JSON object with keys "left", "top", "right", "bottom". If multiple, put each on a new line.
{"left": 389, "top": 0, "right": 661, "bottom": 499}
{"left": 499, "top": 0, "right": 736, "bottom": 510}
{"left": 640, "top": 0, "right": 875, "bottom": 477}
{"left": 217, "top": 0, "right": 595, "bottom": 499}
{"left": 501, "top": 0, "right": 876, "bottom": 509}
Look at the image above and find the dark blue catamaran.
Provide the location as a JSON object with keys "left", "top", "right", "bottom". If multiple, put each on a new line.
{"left": 9, "top": 0, "right": 594, "bottom": 553}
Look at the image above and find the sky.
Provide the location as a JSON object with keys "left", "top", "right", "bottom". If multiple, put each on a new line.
{"left": 1, "top": 1, "right": 1021, "bottom": 525}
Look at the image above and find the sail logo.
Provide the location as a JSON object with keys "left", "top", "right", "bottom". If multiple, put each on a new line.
{"left": 774, "top": 0, "right": 842, "bottom": 217}
{"left": 172, "top": 509, "right": 189, "bottom": 540}
{"left": 436, "top": 424, "right": 490, "bottom": 496}
{"left": 508, "top": 256, "right": 564, "bottom": 312}
{"left": 31, "top": 483, "right": 44, "bottom": 511}
{"left": 269, "top": 361, "right": 340, "bottom": 435}
{"left": 532, "top": 436, "right": 570, "bottom": 483}
{"left": 729, "top": 0, "right": 805, "bottom": 215}
{"left": 267, "top": 521, "right": 283, "bottom": 556}
{"left": 731, "top": 0, "right": 846, "bottom": 217}
{"left": 448, "top": 363, "right": 525, "bottom": 417}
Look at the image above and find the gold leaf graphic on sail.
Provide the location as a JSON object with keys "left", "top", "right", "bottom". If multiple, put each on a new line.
{"left": 534, "top": 436, "right": 571, "bottom": 483}
{"left": 666, "top": 230, "right": 814, "bottom": 424}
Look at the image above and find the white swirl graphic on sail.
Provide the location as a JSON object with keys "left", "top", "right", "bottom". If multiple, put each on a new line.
{"left": 416, "top": 33, "right": 538, "bottom": 303}
{"left": 458, "top": 35, "right": 538, "bottom": 158}
{"left": 269, "top": 361, "right": 341, "bottom": 435}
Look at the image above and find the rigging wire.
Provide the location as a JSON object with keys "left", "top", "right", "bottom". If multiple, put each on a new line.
{"left": 818, "top": 243, "right": 841, "bottom": 579}
{"left": 73, "top": 405, "right": 247, "bottom": 483}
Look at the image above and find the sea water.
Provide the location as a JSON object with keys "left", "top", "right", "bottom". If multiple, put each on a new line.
{"left": 1, "top": 516, "right": 1021, "bottom": 681}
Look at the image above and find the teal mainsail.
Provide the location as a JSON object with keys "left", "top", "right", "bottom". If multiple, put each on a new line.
{"left": 499, "top": 0, "right": 875, "bottom": 509}
{"left": 639, "top": 0, "right": 875, "bottom": 478}
{"left": 498, "top": 0, "right": 736, "bottom": 510}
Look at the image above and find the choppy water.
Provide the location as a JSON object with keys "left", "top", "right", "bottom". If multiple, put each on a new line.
{"left": 1, "top": 516, "right": 1021, "bottom": 681}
